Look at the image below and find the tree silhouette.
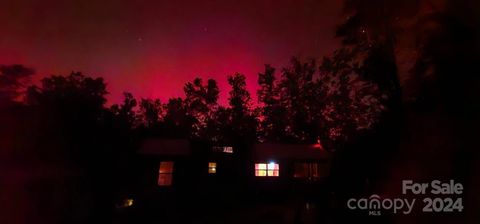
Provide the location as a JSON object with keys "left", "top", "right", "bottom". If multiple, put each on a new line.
{"left": 227, "top": 73, "right": 257, "bottom": 143}
{"left": 209, "top": 105, "right": 233, "bottom": 143}
{"left": 22, "top": 72, "right": 117, "bottom": 222}
{"left": 162, "top": 97, "right": 191, "bottom": 138}
{"left": 25, "top": 71, "right": 108, "bottom": 158}
{"left": 27, "top": 72, "right": 107, "bottom": 113}
{"left": 318, "top": 49, "right": 385, "bottom": 150}
{"left": 277, "top": 58, "right": 319, "bottom": 143}
{"left": 183, "top": 78, "right": 219, "bottom": 140}
{"left": 255, "top": 57, "right": 385, "bottom": 147}
{"left": 138, "top": 98, "right": 163, "bottom": 128}
{"left": 110, "top": 92, "right": 138, "bottom": 129}
{"left": 0, "top": 64, "right": 34, "bottom": 105}
{"left": 337, "top": 0, "right": 419, "bottom": 95}
{"left": 410, "top": 11, "right": 480, "bottom": 115}
{"left": 257, "top": 64, "right": 288, "bottom": 142}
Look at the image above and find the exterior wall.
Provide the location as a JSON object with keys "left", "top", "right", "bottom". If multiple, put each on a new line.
{"left": 135, "top": 143, "right": 331, "bottom": 201}
{"left": 247, "top": 159, "right": 331, "bottom": 197}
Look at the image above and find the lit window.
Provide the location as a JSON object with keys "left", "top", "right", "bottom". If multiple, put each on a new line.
{"left": 158, "top": 161, "right": 174, "bottom": 186}
{"left": 223, "top": 146, "right": 233, "bottom": 153}
{"left": 255, "top": 163, "right": 266, "bottom": 176}
{"left": 212, "top": 146, "right": 234, "bottom": 154}
{"left": 208, "top": 162, "right": 217, "bottom": 174}
{"left": 255, "top": 162, "right": 279, "bottom": 177}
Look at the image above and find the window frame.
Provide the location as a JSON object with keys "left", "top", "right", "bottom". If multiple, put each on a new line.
{"left": 158, "top": 161, "right": 174, "bottom": 186}
{"left": 208, "top": 162, "right": 217, "bottom": 174}
{"left": 255, "top": 162, "right": 279, "bottom": 177}
{"left": 293, "top": 162, "right": 321, "bottom": 180}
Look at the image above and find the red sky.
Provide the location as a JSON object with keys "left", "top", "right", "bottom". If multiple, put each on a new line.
{"left": 0, "top": 0, "right": 342, "bottom": 105}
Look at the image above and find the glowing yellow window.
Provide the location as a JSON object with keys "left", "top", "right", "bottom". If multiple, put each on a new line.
{"left": 158, "top": 161, "right": 174, "bottom": 186}
{"left": 208, "top": 162, "right": 217, "bottom": 174}
{"left": 255, "top": 162, "right": 279, "bottom": 177}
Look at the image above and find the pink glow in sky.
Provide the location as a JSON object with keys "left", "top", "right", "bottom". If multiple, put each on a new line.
{"left": 0, "top": 0, "right": 342, "bottom": 104}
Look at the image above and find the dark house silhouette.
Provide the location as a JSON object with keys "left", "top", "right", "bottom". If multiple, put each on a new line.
{"left": 136, "top": 138, "right": 331, "bottom": 197}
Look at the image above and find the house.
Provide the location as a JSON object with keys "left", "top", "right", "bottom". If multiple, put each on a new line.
{"left": 136, "top": 139, "right": 331, "bottom": 196}
{"left": 137, "top": 139, "right": 239, "bottom": 190}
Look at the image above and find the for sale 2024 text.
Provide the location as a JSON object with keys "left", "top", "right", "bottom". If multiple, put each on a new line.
{"left": 346, "top": 180, "right": 464, "bottom": 216}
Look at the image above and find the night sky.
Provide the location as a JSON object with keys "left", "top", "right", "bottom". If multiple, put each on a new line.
{"left": 0, "top": 0, "right": 342, "bottom": 104}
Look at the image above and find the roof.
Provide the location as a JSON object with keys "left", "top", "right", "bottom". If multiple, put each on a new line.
{"left": 139, "top": 138, "right": 191, "bottom": 156}
{"left": 253, "top": 143, "right": 330, "bottom": 160}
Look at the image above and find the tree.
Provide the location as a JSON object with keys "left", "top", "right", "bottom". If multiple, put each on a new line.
{"left": 228, "top": 73, "right": 251, "bottom": 117}
{"left": 162, "top": 97, "right": 191, "bottom": 138}
{"left": 25, "top": 71, "right": 109, "bottom": 158}
{"left": 336, "top": 0, "right": 421, "bottom": 115}
{"left": 24, "top": 72, "right": 115, "bottom": 222}
{"left": 257, "top": 65, "right": 288, "bottom": 142}
{"left": 278, "top": 57, "right": 319, "bottom": 143}
{"left": 183, "top": 78, "right": 219, "bottom": 140}
{"left": 410, "top": 9, "right": 480, "bottom": 114}
{"left": 227, "top": 73, "right": 257, "bottom": 142}
{"left": 255, "top": 56, "right": 385, "bottom": 148}
{"left": 209, "top": 105, "right": 233, "bottom": 143}
{"left": 318, "top": 49, "right": 385, "bottom": 149}
{"left": 0, "top": 64, "right": 34, "bottom": 104}
{"left": 26, "top": 72, "right": 108, "bottom": 127}
{"left": 138, "top": 98, "right": 162, "bottom": 128}
{"left": 110, "top": 92, "right": 138, "bottom": 129}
